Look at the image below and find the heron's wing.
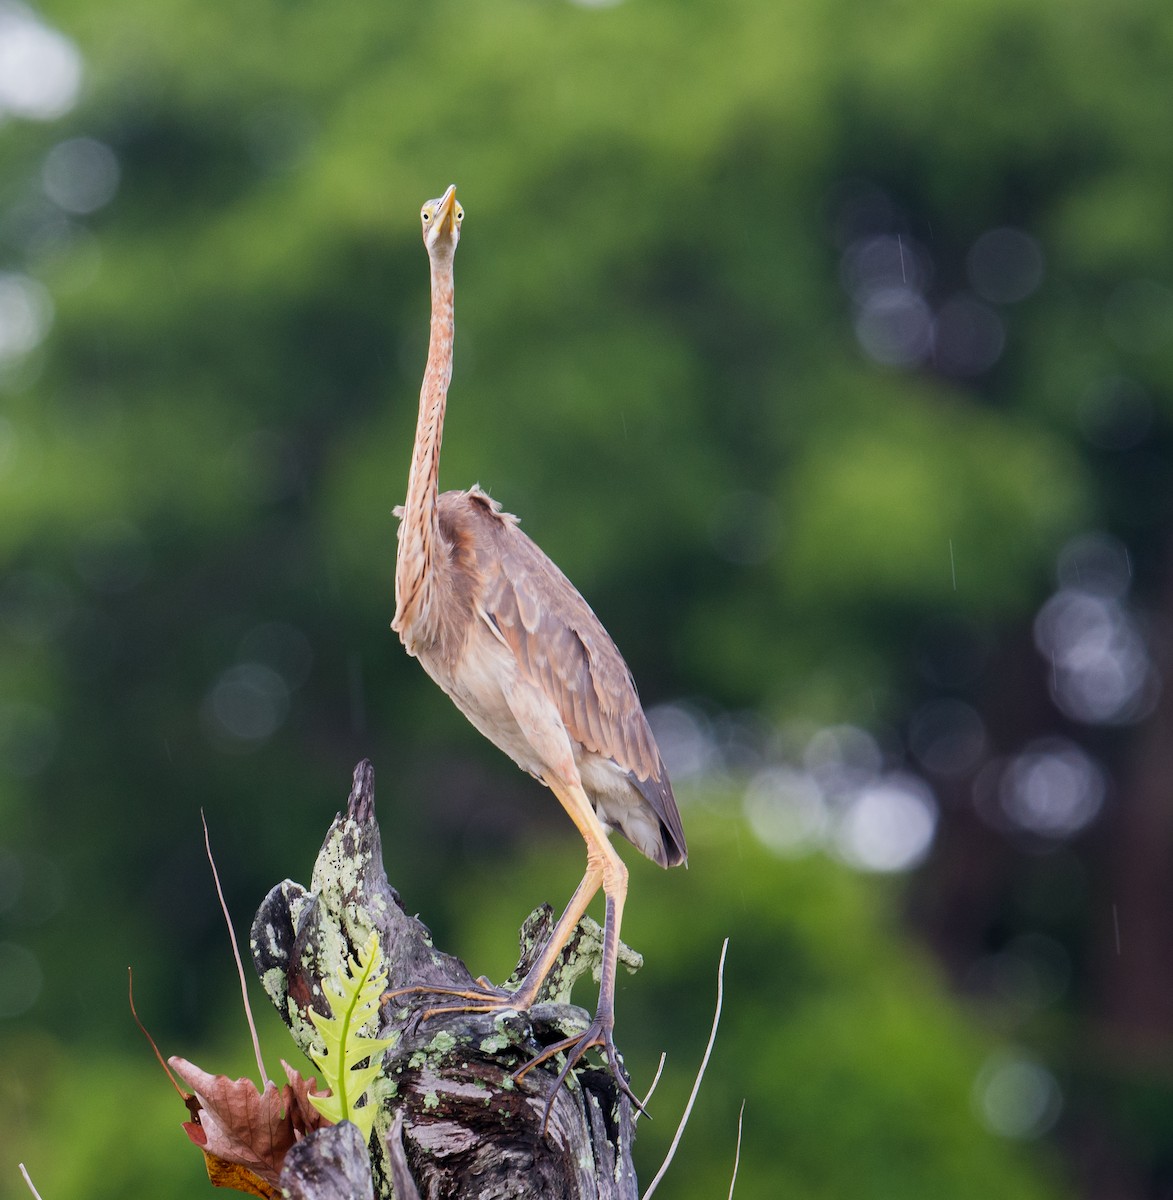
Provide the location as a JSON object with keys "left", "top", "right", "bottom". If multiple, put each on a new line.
{"left": 468, "top": 493, "right": 685, "bottom": 864}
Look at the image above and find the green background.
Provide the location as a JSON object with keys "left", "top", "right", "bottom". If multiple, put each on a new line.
{"left": 3, "top": 0, "right": 1173, "bottom": 1196}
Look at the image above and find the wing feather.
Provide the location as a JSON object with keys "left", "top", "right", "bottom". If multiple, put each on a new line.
{"left": 465, "top": 491, "right": 685, "bottom": 865}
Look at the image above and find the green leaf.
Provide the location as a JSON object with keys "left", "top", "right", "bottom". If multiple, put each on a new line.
{"left": 307, "top": 932, "right": 395, "bottom": 1142}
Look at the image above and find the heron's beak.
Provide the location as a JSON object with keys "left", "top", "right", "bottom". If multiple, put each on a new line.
{"left": 436, "top": 184, "right": 459, "bottom": 236}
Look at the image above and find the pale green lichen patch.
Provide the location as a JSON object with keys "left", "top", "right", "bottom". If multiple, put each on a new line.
{"left": 427, "top": 1030, "right": 457, "bottom": 1054}
{"left": 617, "top": 939, "right": 644, "bottom": 975}
{"left": 259, "top": 965, "right": 287, "bottom": 1007}
{"left": 530, "top": 915, "right": 645, "bottom": 1005}
{"left": 423, "top": 1090, "right": 440, "bottom": 1110}
{"left": 407, "top": 1029, "right": 465, "bottom": 1073}
{"left": 478, "top": 1033, "right": 510, "bottom": 1054}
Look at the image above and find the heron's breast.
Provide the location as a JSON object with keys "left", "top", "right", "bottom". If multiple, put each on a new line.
{"left": 416, "top": 631, "right": 543, "bottom": 777}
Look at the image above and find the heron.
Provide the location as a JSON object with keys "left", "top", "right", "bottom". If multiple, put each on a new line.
{"left": 389, "top": 184, "right": 687, "bottom": 1112}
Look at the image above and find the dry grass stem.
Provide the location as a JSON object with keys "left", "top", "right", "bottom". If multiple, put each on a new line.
{"left": 128, "top": 967, "right": 188, "bottom": 1098}
{"left": 641, "top": 936, "right": 729, "bottom": 1200}
{"left": 637, "top": 1052, "right": 668, "bottom": 1121}
{"left": 18, "top": 1164, "right": 44, "bottom": 1200}
{"left": 201, "top": 809, "right": 268, "bottom": 1084}
{"left": 727, "top": 1100, "right": 746, "bottom": 1200}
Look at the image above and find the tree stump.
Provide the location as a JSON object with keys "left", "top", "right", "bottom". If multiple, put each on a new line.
{"left": 250, "top": 759, "right": 642, "bottom": 1199}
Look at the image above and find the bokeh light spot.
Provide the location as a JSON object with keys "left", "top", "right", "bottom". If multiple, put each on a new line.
{"left": 966, "top": 933, "right": 1071, "bottom": 1014}
{"left": 804, "top": 724, "right": 883, "bottom": 781}
{"left": 42, "top": 137, "right": 120, "bottom": 214}
{"left": 647, "top": 703, "right": 719, "bottom": 782}
{"left": 967, "top": 228, "right": 1045, "bottom": 304}
{"left": 998, "top": 738, "right": 1105, "bottom": 839}
{"left": 1056, "top": 531, "right": 1132, "bottom": 599}
{"left": 832, "top": 775, "right": 938, "bottom": 873}
{"left": 0, "top": 2, "right": 82, "bottom": 120}
{"left": 933, "top": 294, "right": 1005, "bottom": 376}
{"left": 1034, "top": 587, "right": 1157, "bottom": 725}
{"left": 0, "top": 273, "right": 53, "bottom": 363}
{"left": 841, "top": 234, "right": 932, "bottom": 300}
{"left": 203, "top": 662, "right": 290, "bottom": 746}
{"left": 974, "top": 1051, "right": 1062, "bottom": 1139}
{"left": 744, "top": 767, "right": 826, "bottom": 856}
{"left": 854, "top": 286, "right": 933, "bottom": 366}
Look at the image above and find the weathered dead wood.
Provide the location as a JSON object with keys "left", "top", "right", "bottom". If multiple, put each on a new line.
{"left": 250, "top": 759, "right": 641, "bottom": 1199}
{"left": 282, "top": 1124, "right": 375, "bottom": 1200}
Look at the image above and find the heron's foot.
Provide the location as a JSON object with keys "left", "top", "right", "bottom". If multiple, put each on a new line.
{"left": 383, "top": 976, "right": 527, "bottom": 1022}
{"left": 515, "top": 1012, "right": 645, "bottom": 1133}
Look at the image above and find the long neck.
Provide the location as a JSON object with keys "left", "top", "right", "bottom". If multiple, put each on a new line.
{"left": 394, "top": 251, "right": 455, "bottom": 637}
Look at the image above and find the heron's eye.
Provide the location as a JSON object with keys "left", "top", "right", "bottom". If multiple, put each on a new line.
{"left": 422, "top": 211, "right": 432, "bottom": 222}
{"left": 456, "top": 208, "right": 464, "bottom": 221}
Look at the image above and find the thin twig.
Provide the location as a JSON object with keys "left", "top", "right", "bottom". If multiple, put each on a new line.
{"left": 642, "top": 937, "right": 729, "bottom": 1200}
{"left": 201, "top": 809, "right": 268, "bottom": 1084}
{"left": 19, "top": 1164, "right": 44, "bottom": 1200}
{"left": 727, "top": 1100, "right": 746, "bottom": 1200}
{"left": 128, "top": 966, "right": 187, "bottom": 1098}
{"left": 637, "top": 1051, "right": 668, "bottom": 1121}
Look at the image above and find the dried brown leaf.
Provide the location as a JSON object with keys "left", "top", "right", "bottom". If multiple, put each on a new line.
{"left": 170, "top": 1057, "right": 297, "bottom": 1186}
{"left": 280, "top": 1059, "right": 332, "bottom": 1139}
{"left": 201, "top": 1152, "right": 283, "bottom": 1199}
{"left": 168, "top": 1056, "right": 334, "bottom": 1194}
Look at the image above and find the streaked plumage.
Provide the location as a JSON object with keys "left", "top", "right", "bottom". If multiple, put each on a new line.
{"left": 399, "top": 485, "right": 686, "bottom": 869}
{"left": 391, "top": 184, "right": 685, "bottom": 1112}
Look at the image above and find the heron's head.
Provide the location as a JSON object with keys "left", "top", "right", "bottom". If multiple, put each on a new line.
{"left": 421, "top": 184, "right": 463, "bottom": 259}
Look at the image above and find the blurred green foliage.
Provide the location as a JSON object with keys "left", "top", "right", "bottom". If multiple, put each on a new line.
{"left": 456, "top": 812, "right": 1063, "bottom": 1200}
{"left": 5, "top": 813, "right": 1063, "bottom": 1200}
{"left": 3, "top": 0, "right": 1173, "bottom": 1194}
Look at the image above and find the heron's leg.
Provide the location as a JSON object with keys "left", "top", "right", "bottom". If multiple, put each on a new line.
{"left": 509, "top": 776, "right": 640, "bottom": 1129}
{"left": 503, "top": 861, "right": 603, "bottom": 1007}
{"left": 383, "top": 864, "right": 602, "bottom": 1013}
{"left": 386, "top": 775, "right": 620, "bottom": 1007}
{"left": 503, "top": 772, "right": 627, "bottom": 1006}
{"left": 516, "top": 889, "right": 645, "bottom": 1133}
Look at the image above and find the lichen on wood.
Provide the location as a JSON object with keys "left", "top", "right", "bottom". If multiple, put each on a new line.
{"left": 249, "top": 759, "right": 642, "bottom": 1199}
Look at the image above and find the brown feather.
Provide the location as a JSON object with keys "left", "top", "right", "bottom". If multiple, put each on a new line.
{"left": 435, "top": 487, "right": 686, "bottom": 868}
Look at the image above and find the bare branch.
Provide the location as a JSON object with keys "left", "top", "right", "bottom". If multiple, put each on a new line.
{"left": 642, "top": 937, "right": 729, "bottom": 1200}
{"left": 202, "top": 808, "right": 268, "bottom": 1084}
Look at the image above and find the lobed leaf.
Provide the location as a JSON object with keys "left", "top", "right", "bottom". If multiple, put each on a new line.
{"left": 307, "top": 932, "right": 395, "bottom": 1141}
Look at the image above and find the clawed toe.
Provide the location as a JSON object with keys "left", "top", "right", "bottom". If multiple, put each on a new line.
{"left": 515, "top": 1016, "right": 644, "bottom": 1133}
{"left": 383, "top": 979, "right": 520, "bottom": 1022}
